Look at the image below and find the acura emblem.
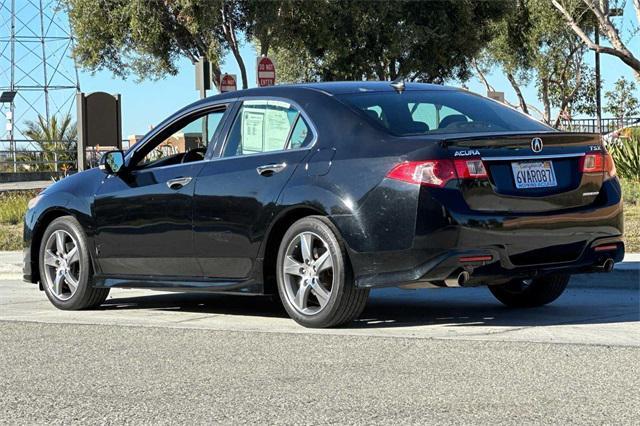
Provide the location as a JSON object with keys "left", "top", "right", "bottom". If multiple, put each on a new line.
{"left": 531, "top": 137, "right": 543, "bottom": 153}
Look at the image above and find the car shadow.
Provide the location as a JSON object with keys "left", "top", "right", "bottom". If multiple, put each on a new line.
{"left": 99, "top": 292, "right": 288, "bottom": 319}
{"left": 98, "top": 272, "right": 639, "bottom": 329}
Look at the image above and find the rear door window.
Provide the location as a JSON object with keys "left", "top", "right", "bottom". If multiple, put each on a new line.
{"left": 222, "top": 100, "right": 313, "bottom": 157}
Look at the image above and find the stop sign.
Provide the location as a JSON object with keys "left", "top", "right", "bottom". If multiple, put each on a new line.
{"left": 257, "top": 56, "right": 276, "bottom": 87}
{"left": 220, "top": 73, "right": 237, "bottom": 93}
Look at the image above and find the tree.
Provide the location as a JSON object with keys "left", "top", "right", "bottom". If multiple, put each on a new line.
{"left": 552, "top": 0, "right": 640, "bottom": 80}
{"left": 249, "top": 0, "right": 509, "bottom": 83}
{"left": 24, "top": 115, "right": 77, "bottom": 172}
{"left": 474, "top": 0, "right": 597, "bottom": 126}
{"left": 604, "top": 77, "right": 640, "bottom": 119}
{"left": 67, "top": 0, "right": 508, "bottom": 87}
{"left": 66, "top": 0, "right": 249, "bottom": 89}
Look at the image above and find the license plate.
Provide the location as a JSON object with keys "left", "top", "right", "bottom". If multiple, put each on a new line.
{"left": 511, "top": 160, "right": 557, "bottom": 189}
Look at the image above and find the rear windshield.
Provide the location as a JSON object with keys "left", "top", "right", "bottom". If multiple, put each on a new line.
{"left": 336, "top": 90, "right": 552, "bottom": 136}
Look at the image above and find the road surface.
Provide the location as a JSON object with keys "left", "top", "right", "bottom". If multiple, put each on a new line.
{"left": 1, "top": 271, "right": 638, "bottom": 424}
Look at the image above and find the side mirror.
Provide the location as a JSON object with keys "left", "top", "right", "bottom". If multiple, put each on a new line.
{"left": 99, "top": 150, "right": 125, "bottom": 174}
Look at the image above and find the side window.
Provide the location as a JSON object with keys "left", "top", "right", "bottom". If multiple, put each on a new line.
{"left": 222, "top": 100, "right": 311, "bottom": 158}
{"left": 287, "top": 116, "right": 313, "bottom": 149}
{"left": 137, "top": 109, "right": 225, "bottom": 168}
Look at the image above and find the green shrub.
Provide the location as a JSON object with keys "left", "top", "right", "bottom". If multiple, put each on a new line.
{"left": 620, "top": 177, "right": 640, "bottom": 205}
{"left": 0, "top": 224, "right": 22, "bottom": 251}
{"left": 0, "top": 191, "right": 35, "bottom": 225}
{"left": 609, "top": 134, "right": 640, "bottom": 181}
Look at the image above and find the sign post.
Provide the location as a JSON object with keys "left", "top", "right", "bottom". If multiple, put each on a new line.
{"left": 220, "top": 74, "right": 237, "bottom": 93}
{"left": 76, "top": 92, "right": 122, "bottom": 171}
{"left": 195, "top": 57, "right": 211, "bottom": 99}
{"left": 257, "top": 56, "right": 276, "bottom": 87}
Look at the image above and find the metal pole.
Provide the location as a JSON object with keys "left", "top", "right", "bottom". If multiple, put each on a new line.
{"left": 595, "top": 26, "right": 602, "bottom": 134}
{"left": 76, "top": 92, "right": 85, "bottom": 171}
{"left": 10, "top": 0, "right": 16, "bottom": 172}
{"left": 38, "top": 0, "right": 50, "bottom": 123}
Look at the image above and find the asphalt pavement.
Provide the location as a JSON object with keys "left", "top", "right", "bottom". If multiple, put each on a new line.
{"left": 1, "top": 270, "right": 638, "bottom": 424}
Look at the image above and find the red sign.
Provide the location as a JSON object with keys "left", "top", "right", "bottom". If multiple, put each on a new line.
{"left": 257, "top": 56, "right": 276, "bottom": 87}
{"left": 220, "top": 73, "right": 237, "bottom": 93}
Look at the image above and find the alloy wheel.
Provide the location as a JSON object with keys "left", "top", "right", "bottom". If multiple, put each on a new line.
{"left": 282, "top": 231, "right": 334, "bottom": 315}
{"left": 43, "top": 229, "right": 81, "bottom": 301}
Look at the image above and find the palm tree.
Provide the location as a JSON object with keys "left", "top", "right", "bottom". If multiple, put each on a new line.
{"left": 23, "top": 114, "right": 77, "bottom": 172}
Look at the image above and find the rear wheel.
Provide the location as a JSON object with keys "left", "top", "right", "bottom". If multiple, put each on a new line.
{"left": 276, "top": 216, "right": 369, "bottom": 328}
{"left": 39, "top": 216, "right": 109, "bottom": 310}
{"left": 488, "top": 274, "right": 570, "bottom": 307}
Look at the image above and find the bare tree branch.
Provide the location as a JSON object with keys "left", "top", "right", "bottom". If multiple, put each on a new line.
{"left": 471, "top": 58, "right": 495, "bottom": 93}
{"left": 506, "top": 72, "right": 529, "bottom": 115}
{"left": 220, "top": 2, "right": 248, "bottom": 89}
{"left": 551, "top": 0, "right": 640, "bottom": 80}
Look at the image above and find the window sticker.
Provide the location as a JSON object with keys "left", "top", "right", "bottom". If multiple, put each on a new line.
{"left": 264, "top": 107, "right": 291, "bottom": 151}
{"left": 241, "top": 110, "right": 264, "bottom": 153}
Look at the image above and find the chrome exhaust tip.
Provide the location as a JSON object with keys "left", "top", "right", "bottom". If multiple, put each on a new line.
{"left": 602, "top": 258, "right": 614, "bottom": 273}
{"left": 445, "top": 270, "right": 471, "bottom": 287}
{"left": 592, "top": 258, "right": 615, "bottom": 273}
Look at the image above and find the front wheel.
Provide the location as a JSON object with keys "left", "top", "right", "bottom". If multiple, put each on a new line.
{"left": 488, "top": 274, "right": 570, "bottom": 308}
{"left": 276, "top": 216, "right": 369, "bottom": 328}
{"left": 39, "top": 216, "right": 110, "bottom": 310}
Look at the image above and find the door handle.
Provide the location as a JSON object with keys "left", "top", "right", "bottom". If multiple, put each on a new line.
{"left": 166, "top": 176, "right": 192, "bottom": 190}
{"left": 256, "top": 162, "right": 287, "bottom": 176}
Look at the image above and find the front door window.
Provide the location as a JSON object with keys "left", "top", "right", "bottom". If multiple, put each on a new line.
{"left": 135, "top": 109, "right": 226, "bottom": 168}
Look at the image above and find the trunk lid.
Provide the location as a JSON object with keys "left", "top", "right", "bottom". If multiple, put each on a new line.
{"left": 443, "top": 132, "right": 606, "bottom": 213}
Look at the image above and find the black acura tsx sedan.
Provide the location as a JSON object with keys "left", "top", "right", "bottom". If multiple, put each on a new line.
{"left": 23, "top": 81, "right": 624, "bottom": 328}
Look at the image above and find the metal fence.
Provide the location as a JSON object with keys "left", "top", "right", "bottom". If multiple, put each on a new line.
{"left": 558, "top": 117, "right": 640, "bottom": 134}
{"left": 0, "top": 139, "right": 130, "bottom": 174}
{"left": 0, "top": 138, "right": 77, "bottom": 174}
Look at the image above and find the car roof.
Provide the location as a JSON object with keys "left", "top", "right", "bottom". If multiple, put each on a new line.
{"left": 199, "top": 81, "right": 457, "bottom": 103}
{"left": 278, "top": 81, "right": 456, "bottom": 94}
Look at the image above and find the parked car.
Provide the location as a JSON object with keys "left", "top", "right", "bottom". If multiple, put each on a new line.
{"left": 23, "top": 82, "right": 624, "bottom": 328}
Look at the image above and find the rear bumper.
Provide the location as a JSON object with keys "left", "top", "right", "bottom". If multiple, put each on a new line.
{"left": 353, "top": 236, "right": 624, "bottom": 288}
{"left": 346, "top": 179, "right": 624, "bottom": 288}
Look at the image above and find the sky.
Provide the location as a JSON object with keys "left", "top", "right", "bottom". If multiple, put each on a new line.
{"left": 5, "top": 1, "right": 640, "bottom": 139}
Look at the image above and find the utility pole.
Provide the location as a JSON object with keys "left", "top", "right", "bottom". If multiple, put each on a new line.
{"left": 595, "top": 2, "right": 624, "bottom": 134}
{"left": 10, "top": 0, "right": 16, "bottom": 171}
{"left": 595, "top": 26, "right": 601, "bottom": 134}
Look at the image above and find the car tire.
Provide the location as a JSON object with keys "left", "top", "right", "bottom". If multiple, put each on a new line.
{"left": 488, "top": 274, "right": 570, "bottom": 308}
{"left": 38, "top": 216, "right": 109, "bottom": 310}
{"left": 276, "top": 216, "right": 369, "bottom": 328}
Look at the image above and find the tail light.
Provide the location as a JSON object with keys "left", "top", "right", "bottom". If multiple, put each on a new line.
{"left": 604, "top": 151, "right": 616, "bottom": 179}
{"left": 387, "top": 158, "right": 488, "bottom": 187}
{"left": 386, "top": 160, "right": 456, "bottom": 187}
{"left": 580, "top": 152, "right": 616, "bottom": 180}
{"left": 454, "top": 158, "right": 488, "bottom": 179}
